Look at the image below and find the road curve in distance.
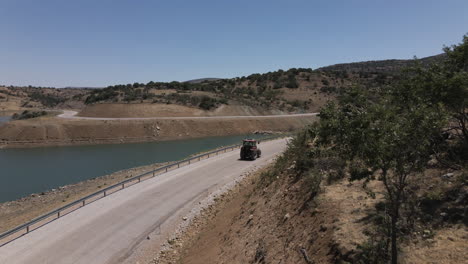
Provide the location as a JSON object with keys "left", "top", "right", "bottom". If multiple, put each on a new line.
{"left": 58, "top": 110, "right": 318, "bottom": 120}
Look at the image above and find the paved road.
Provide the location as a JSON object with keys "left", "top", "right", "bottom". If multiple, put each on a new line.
{"left": 0, "top": 138, "right": 288, "bottom": 264}
{"left": 58, "top": 110, "right": 318, "bottom": 120}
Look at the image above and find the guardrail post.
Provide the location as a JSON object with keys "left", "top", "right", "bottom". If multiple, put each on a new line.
{"left": 82, "top": 200, "right": 85, "bottom": 206}
{"left": 104, "top": 191, "right": 106, "bottom": 197}
{"left": 198, "top": 157, "right": 200, "bottom": 161}
{"left": 138, "top": 177, "right": 141, "bottom": 182}
{"left": 166, "top": 167, "right": 168, "bottom": 172}
{"left": 153, "top": 171, "right": 155, "bottom": 177}
{"left": 178, "top": 163, "right": 180, "bottom": 168}
{"left": 122, "top": 183, "right": 124, "bottom": 189}
{"left": 58, "top": 211, "right": 60, "bottom": 218}
{"left": 189, "top": 160, "right": 191, "bottom": 164}
{"left": 26, "top": 226, "right": 29, "bottom": 233}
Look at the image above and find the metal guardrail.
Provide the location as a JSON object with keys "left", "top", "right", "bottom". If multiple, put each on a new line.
{"left": 0, "top": 134, "right": 285, "bottom": 247}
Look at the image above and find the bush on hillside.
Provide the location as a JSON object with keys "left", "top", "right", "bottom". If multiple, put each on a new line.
{"left": 12, "top": 110, "right": 47, "bottom": 120}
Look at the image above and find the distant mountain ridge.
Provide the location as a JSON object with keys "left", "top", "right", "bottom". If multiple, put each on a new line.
{"left": 318, "top": 54, "right": 446, "bottom": 73}
{"left": 184, "top": 78, "right": 223, "bottom": 84}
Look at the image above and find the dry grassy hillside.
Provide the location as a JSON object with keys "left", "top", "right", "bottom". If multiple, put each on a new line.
{"left": 0, "top": 86, "right": 89, "bottom": 113}
{"left": 80, "top": 54, "right": 445, "bottom": 117}
{"left": 1, "top": 54, "right": 444, "bottom": 118}
{"left": 77, "top": 103, "right": 287, "bottom": 118}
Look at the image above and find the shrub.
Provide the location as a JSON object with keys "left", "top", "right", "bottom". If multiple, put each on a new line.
{"left": 29, "top": 92, "right": 65, "bottom": 107}
{"left": 12, "top": 110, "right": 47, "bottom": 120}
{"left": 198, "top": 96, "right": 217, "bottom": 110}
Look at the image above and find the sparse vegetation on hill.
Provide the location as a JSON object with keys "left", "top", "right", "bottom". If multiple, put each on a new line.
{"left": 0, "top": 86, "right": 89, "bottom": 110}
{"left": 84, "top": 68, "right": 320, "bottom": 112}
{"left": 319, "top": 54, "right": 446, "bottom": 73}
{"left": 81, "top": 55, "right": 446, "bottom": 115}
{"left": 0, "top": 54, "right": 445, "bottom": 115}
{"left": 12, "top": 110, "right": 47, "bottom": 120}
{"left": 28, "top": 91, "right": 65, "bottom": 107}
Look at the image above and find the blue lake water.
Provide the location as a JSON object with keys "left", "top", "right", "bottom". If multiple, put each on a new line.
{"left": 0, "top": 116, "right": 10, "bottom": 124}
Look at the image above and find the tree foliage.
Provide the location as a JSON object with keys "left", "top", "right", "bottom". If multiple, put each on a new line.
{"left": 314, "top": 35, "right": 468, "bottom": 263}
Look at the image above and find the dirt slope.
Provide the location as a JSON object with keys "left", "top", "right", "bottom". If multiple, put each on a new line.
{"left": 155, "top": 167, "right": 361, "bottom": 264}
{"left": 78, "top": 103, "right": 205, "bottom": 118}
{"left": 155, "top": 167, "right": 467, "bottom": 264}
{"left": 0, "top": 115, "right": 316, "bottom": 148}
{"left": 76, "top": 103, "right": 285, "bottom": 118}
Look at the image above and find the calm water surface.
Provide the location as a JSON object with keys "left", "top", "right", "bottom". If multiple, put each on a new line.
{"left": 0, "top": 116, "right": 10, "bottom": 124}
{"left": 0, "top": 134, "right": 268, "bottom": 202}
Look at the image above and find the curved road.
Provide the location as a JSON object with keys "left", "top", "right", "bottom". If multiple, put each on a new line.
{"left": 0, "top": 138, "right": 288, "bottom": 264}
{"left": 58, "top": 110, "right": 318, "bottom": 120}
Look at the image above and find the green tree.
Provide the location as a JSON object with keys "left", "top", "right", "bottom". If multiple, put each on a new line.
{"left": 319, "top": 83, "right": 448, "bottom": 263}
{"left": 395, "top": 35, "right": 468, "bottom": 147}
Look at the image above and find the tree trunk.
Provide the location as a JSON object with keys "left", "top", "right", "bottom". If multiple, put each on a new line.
{"left": 390, "top": 199, "right": 401, "bottom": 264}
{"left": 391, "top": 211, "right": 398, "bottom": 264}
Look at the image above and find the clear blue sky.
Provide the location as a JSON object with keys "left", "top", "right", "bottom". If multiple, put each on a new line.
{"left": 1, "top": 0, "right": 467, "bottom": 87}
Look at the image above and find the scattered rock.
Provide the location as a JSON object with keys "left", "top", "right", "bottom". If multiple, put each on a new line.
{"left": 246, "top": 214, "right": 254, "bottom": 225}
{"left": 427, "top": 158, "right": 438, "bottom": 167}
{"left": 455, "top": 188, "right": 467, "bottom": 204}
{"left": 441, "top": 173, "right": 454, "bottom": 180}
{"left": 319, "top": 225, "right": 327, "bottom": 232}
{"left": 253, "top": 130, "right": 273, "bottom": 135}
{"left": 182, "top": 216, "right": 188, "bottom": 221}
{"left": 311, "top": 208, "right": 321, "bottom": 215}
{"left": 283, "top": 213, "right": 291, "bottom": 221}
{"left": 422, "top": 230, "right": 432, "bottom": 238}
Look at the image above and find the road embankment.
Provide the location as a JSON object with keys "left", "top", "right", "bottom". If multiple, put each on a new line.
{"left": 0, "top": 115, "right": 316, "bottom": 148}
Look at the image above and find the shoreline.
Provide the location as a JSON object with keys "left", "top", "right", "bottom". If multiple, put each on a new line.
{"left": 0, "top": 131, "right": 279, "bottom": 149}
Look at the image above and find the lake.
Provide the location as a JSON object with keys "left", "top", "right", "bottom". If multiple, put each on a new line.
{"left": 0, "top": 116, "right": 10, "bottom": 124}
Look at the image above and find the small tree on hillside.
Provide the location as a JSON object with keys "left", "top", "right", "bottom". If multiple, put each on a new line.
{"left": 319, "top": 84, "right": 447, "bottom": 263}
